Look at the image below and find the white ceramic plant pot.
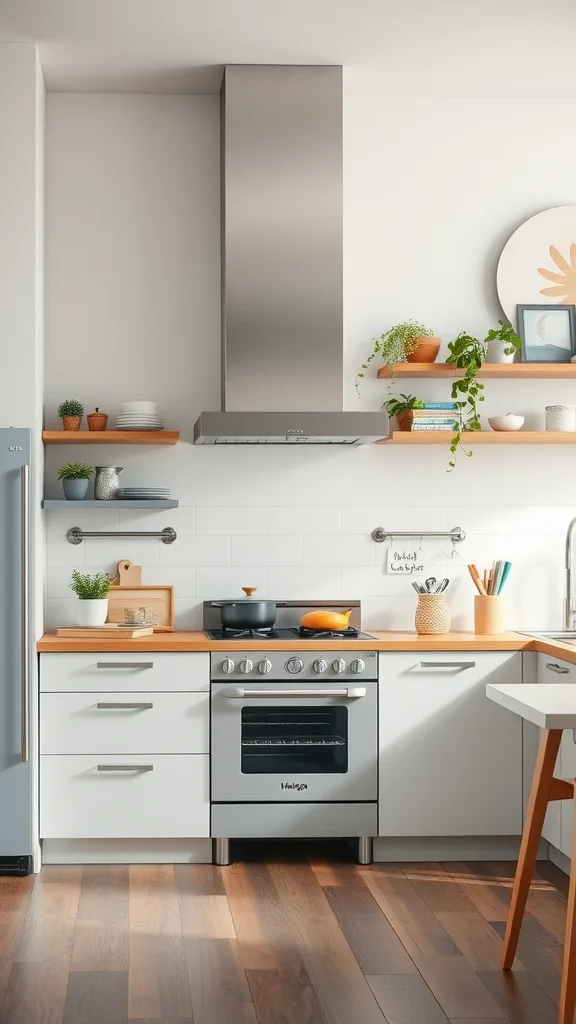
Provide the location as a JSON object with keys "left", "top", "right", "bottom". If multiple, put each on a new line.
{"left": 486, "top": 340, "right": 515, "bottom": 364}
{"left": 76, "top": 598, "right": 108, "bottom": 627}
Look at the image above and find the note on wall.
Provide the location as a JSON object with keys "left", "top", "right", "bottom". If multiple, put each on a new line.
{"left": 385, "top": 541, "right": 427, "bottom": 576}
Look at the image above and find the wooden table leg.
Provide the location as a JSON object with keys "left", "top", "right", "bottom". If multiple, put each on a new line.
{"left": 502, "top": 728, "right": 562, "bottom": 969}
{"left": 560, "top": 782, "right": 576, "bottom": 1024}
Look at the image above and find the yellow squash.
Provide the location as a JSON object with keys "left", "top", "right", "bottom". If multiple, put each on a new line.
{"left": 299, "top": 609, "right": 352, "bottom": 631}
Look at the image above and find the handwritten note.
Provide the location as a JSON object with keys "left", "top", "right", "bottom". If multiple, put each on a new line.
{"left": 386, "top": 541, "right": 427, "bottom": 576}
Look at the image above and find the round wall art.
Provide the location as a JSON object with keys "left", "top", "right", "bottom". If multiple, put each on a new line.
{"left": 497, "top": 205, "right": 576, "bottom": 326}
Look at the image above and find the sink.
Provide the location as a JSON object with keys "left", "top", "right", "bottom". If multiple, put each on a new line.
{"left": 519, "top": 630, "right": 576, "bottom": 645}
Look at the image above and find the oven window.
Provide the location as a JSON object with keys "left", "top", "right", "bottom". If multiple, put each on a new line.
{"left": 241, "top": 705, "right": 348, "bottom": 774}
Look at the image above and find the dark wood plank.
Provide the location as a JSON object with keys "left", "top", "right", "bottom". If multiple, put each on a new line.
{"left": 401, "top": 863, "right": 479, "bottom": 913}
{"left": 443, "top": 863, "right": 512, "bottom": 923}
{"left": 479, "top": 969, "right": 559, "bottom": 1024}
{"left": 0, "top": 961, "right": 69, "bottom": 1024}
{"left": 323, "top": 884, "right": 417, "bottom": 974}
{"left": 412, "top": 955, "right": 507, "bottom": 1019}
{"left": 535, "top": 860, "right": 570, "bottom": 898}
{"left": 434, "top": 912, "right": 523, "bottom": 971}
{"left": 360, "top": 864, "right": 460, "bottom": 958}
{"left": 63, "top": 971, "right": 128, "bottom": 1024}
{"left": 173, "top": 864, "right": 226, "bottom": 896}
{"left": 72, "top": 866, "right": 129, "bottom": 971}
{"left": 0, "top": 912, "right": 28, "bottom": 1015}
{"left": 128, "top": 865, "right": 192, "bottom": 1021}
{"left": 247, "top": 966, "right": 326, "bottom": 1024}
{"left": 222, "top": 862, "right": 287, "bottom": 970}
{"left": 491, "top": 917, "right": 563, "bottom": 1003}
{"left": 488, "top": 860, "right": 567, "bottom": 945}
{"left": 0, "top": 875, "right": 34, "bottom": 914}
{"left": 367, "top": 974, "right": 451, "bottom": 1024}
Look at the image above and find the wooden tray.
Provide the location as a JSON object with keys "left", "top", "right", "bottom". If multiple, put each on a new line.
{"left": 106, "top": 585, "right": 174, "bottom": 632}
{"left": 56, "top": 626, "right": 153, "bottom": 639}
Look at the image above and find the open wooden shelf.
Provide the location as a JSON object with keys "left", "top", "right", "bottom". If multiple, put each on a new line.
{"left": 42, "top": 431, "right": 179, "bottom": 446}
{"left": 379, "top": 431, "right": 576, "bottom": 445}
{"left": 41, "top": 499, "right": 179, "bottom": 509}
{"left": 377, "top": 363, "right": 576, "bottom": 379}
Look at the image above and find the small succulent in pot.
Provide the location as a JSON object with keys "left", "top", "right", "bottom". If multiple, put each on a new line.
{"left": 384, "top": 393, "right": 424, "bottom": 431}
{"left": 57, "top": 461, "right": 93, "bottom": 501}
{"left": 356, "top": 320, "right": 439, "bottom": 393}
{"left": 69, "top": 569, "right": 111, "bottom": 627}
{"left": 57, "top": 399, "right": 84, "bottom": 431}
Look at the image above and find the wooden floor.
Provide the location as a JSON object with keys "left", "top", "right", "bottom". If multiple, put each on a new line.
{"left": 0, "top": 842, "right": 572, "bottom": 1024}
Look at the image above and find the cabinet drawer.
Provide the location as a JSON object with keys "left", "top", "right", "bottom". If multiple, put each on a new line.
{"left": 40, "top": 692, "right": 209, "bottom": 755}
{"left": 379, "top": 650, "right": 520, "bottom": 685}
{"left": 537, "top": 653, "right": 576, "bottom": 683}
{"left": 40, "top": 652, "right": 209, "bottom": 692}
{"left": 40, "top": 754, "right": 209, "bottom": 838}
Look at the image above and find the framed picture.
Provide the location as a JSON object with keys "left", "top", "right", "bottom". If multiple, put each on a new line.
{"left": 517, "top": 304, "right": 576, "bottom": 362}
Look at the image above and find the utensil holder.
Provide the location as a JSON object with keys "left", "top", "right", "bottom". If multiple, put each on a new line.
{"left": 474, "top": 595, "right": 504, "bottom": 635}
{"left": 545, "top": 405, "right": 576, "bottom": 431}
{"left": 415, "top": 593, "right": 450, "bottom": 635}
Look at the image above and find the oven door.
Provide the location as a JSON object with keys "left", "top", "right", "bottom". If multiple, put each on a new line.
{"left": 211, "top": 679, "right": 377, "bottom": 802}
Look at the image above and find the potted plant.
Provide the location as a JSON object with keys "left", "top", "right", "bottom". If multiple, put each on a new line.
{"left": 69, "top": 570, "right": 111, "bottom": 627}
{"left": 384, "top": 393, "right": 424, "bottom": 431}
{"left": 485, "top": 320, "right": 522, "bottom": 364}
{"left": 57, "top": 462, "right": 93, "bottom": 500}
{"left": 57, "top": 399, "right": 84, "bottom": 431}
{"left": 446, "top": 332, "right": 486, "bottom": 468}
{"left": 357, "top": 320, "right": 440, "bottom": 391}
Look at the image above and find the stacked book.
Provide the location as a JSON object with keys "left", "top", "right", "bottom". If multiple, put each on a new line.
{"left": 411, "top": 402, "right": 462, "bottom": 432}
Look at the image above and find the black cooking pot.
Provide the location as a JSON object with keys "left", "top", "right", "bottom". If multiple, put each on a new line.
{"left": 211, "top": 588, "right": 283, "bottom": 630}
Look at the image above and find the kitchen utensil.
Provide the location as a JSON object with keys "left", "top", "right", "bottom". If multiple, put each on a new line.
{"left": 497, "top": 561, "right": 512, "bottom": 595}
{"left": 435, "top": 578, "right": 449, "bottom": 593}
{"left": 468, "top": 564, "right": 487, "bottom": 596}
{"left": 109, "top": 560, "right": 143, "bottom": 587}
{"left": 415, "top": 593, "right": 450, "bottom": 635}
{"left": 107, "top": 585, "right": 174, "bottom": 631}
{"left": 94, "top": 466, "right": 123, "bottom": 500}
{"left": 411, "top": 581, "right": 424, "bottom": 594}
{"left": 299, "top": 608, "right": 352, "bottom": 631}
{"left": 212, "top": 588, "right": 281, "bottom": 630}
{"left": 546, "top": 405, "right": 576, "bottom": 431}
{"left": 474, "top": 595, "right": 504, "bottom": 635}
{"left": 56, "top": 625, "right": 153, "bottom": 638}
{"left": 488, "top": 414, "right": 525, "bottom": 431}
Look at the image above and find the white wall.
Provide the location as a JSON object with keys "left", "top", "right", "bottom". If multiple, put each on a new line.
{"left": 44, "top": 92, "right": 576, "bottom": 633}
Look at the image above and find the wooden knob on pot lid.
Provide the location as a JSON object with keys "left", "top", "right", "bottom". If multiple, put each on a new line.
{"left": 242, "top": 587, "right": 257, "bottom": 597}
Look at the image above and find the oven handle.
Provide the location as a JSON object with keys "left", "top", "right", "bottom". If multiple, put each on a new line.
{"left": 220, "top": 687, "right": 367, "bottom": 699}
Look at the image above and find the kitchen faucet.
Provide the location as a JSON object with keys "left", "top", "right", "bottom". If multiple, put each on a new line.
{"left": 565, "top": 516, "right": 576, "bottom": 629}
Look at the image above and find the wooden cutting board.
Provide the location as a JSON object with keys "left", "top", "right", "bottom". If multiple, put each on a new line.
{"left": 106, "top": 585, "right": 174, "bottom": 632}
{"left": 109, "top": 560, "right": 143, "bottom": 587}
{"left": 57, "top": 626, "right": 154, "bottom": 638}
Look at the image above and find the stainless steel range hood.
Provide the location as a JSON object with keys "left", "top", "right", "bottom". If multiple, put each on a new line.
{"left": 193, "top": 65, "right": 387, "bottom": 446}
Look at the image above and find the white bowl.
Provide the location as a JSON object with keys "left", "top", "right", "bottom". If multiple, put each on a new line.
{"left": 488, "top": 414, "right": 525, "bottom": 432}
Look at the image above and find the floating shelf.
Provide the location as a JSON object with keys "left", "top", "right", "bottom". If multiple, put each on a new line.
{"left": 41, "top": 499, "right": 179, "bottom": 509}
{"left": 379, "top": 431, "right": 576, "bottom": 445}
{"left": 42, "top": 431, "right": 180, "bottom": 446}
{"left": 377, "top": 363, "right": 576, "bottom": 379}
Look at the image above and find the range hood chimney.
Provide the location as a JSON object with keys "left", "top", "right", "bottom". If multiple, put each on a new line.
{"left": 193, "top": 65, "right": 387, "bottom": 445}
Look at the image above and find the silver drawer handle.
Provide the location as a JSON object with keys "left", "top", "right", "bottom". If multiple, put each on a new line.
{"left": 546, "top": 662, "right": 570, "bottom": 675}
{"left": 420, "top": 661, "right": 476, "bottom": 669}
{"left": 96, "top": 702, "right": 154, "bottom": 709}
{"left": 221, "top": 687, "right": 366, "bottom": 699}
{"left": 96, "top": 764, "right": 154, "bottom": 772}
{"left": 96, "top": 661, "right": 154, "bottom": 670}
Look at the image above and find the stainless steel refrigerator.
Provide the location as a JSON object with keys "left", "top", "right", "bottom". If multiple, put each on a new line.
{"left": 0, "top": 429, "right": 33, "bottom": 874}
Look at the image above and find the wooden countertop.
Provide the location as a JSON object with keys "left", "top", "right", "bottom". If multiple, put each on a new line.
{"left": 38, "top": 629, "right": 532, "bottom": 654}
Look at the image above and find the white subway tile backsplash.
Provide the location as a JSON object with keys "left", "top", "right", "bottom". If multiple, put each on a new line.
{"left": 195, "top": 506, "right": 267, "bottom": 535}
{"left": 144, "top": 566, "right": 196, "bottom": 597}
{"left": 231, "top": 536, "right": 303, "bottom": 567}
{"left": 82, "top": 538, "right": 159, "bottom": 569}
{"left": 45, "top": 598, "right": 76, "bottom": 631}
{"left": 117, "top": 506, "right": 195, "bottom": 534}
{"left": 304, "top": 535, "right": 374, "bottom": 567}
{"left": 47, "top": 535, "right": 86, "bottom": 568}
{"left": 269, "top": 507, "right": 340, "bottom": 535}
{"left": 174, "top": 597, "right": 203, "bottom": 630}
{"left": 341, "top": 507, "right": 408, "bottom": 536}
{"left": 269, "top": 567, "right": 341, "bottom": 599}
{"left": 195, "top": 567, "right": 270, "bottom": 598}
{"left": 341, "top": 566, "right": 412, "bottom": 598}
{"left": 46, "top": 509, "right": 120, "bottom": 536}
{"left": 159, "top": 536, "right": 230, "bottom": 567}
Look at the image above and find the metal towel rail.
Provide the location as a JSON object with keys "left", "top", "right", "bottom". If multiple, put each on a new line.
{"left": 67, "top": 526, "right": 177, "bottom": 545}
{"left": 371, "top": 526, "right": 466, "bottom": 544}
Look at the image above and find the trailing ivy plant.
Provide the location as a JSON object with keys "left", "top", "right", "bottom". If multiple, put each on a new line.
{"left": 446, "top": 332, "right": 486, "bottom": 469}
{"left": 356, "top": 320, "right": 435, "bottom": 393}
{"left": 485, "top": 319, "right": 522, "bottom": 356}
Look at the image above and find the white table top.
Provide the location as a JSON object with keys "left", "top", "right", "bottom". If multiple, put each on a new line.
{"left": 487, "top": 683, "right": 576, "bottom": 729}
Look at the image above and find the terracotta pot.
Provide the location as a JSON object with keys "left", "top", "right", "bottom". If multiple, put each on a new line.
{"left": 406, "top": 336, "right": 441, "bottom": 363}
{"left": 87, "top": 407, "right": 108, "bottom": 431}
{"left": 62, "top": 416, "right": 81, "bottom": 431}
{"left": 395, "top": 410, "right": 414, "bottom": 431}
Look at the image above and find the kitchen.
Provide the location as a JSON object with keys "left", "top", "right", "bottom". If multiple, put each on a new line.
{"left": 4, "top": 7, "right": 576, "bottom": 1021}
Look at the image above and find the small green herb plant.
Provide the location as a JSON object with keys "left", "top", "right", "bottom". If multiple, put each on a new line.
{"left": 384, "top": 393, "right": 424, "bottom": 418}
{"left": 356, "top": 320, "right": 435, "bottom": 392}
{"left": 57, "top": 399, "right": 84, "bottom": 418}
{"left": 69, "top": 570, "right": 110, "bottom": 600}
{"left": 485, "top": 319, "right": 522, "bottom": 357}
{"left": 446, "top": 332, "right": 486, "bottom": 469}
{"left": 57, "top": 462, "right": 93, "bottom": 481}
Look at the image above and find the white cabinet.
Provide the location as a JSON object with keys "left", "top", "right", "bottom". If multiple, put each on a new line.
{"left": 378, "top": 651, "right": 523, "bottom": 837}
{"left": 40, "top": 651, "right": 209, "bottom": 692}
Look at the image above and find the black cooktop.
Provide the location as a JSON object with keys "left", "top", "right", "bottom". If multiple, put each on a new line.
{"left": 204, "top": 626, "right": 376, "bottom": 641}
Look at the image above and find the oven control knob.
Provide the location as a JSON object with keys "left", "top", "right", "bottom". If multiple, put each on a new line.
{"left": 258, "top": 658, "right": 272, "bottom": 675}
{"left": 313, "top": 658, "right": 328, "bottom": 674}
{"left": 350, "top": 658, "right": 365, "bottom": 675}
{"left": 239, "top": 658, "right": 253, "bottom": 674}
{"left": 286, "top": 657, "right": 304, "bottom": 674}
{"left": 221, "top": 658, "right": 235, "bottom": 674}
{"left": 332, "top": 657, "right": 346, "bottom": 674}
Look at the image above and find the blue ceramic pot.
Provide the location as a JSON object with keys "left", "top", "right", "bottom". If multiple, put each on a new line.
{"left": 62, "top": 478, "right": 89, "bottom": 500}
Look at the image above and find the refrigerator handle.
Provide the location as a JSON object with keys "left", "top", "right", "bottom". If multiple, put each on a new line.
{"left": 20, "top": 464, "right": 30, "bottom": 763}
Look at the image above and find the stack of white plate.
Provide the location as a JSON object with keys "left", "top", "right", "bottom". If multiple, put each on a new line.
{"left": 114, "top": 401, "right": 164, "bottom": 431}
{"left": 120, "top": 487, "right": 171, "bottom": 501}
